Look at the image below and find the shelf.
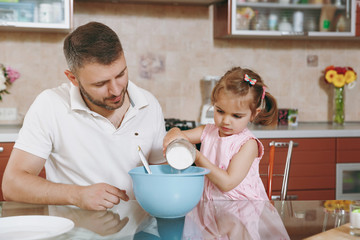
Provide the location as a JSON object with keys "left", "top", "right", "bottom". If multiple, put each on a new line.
{"left": 0, "top": 0, "right": 73, "bottom": 32}
{"left": 236, "top": 2, "right": 346, "bottom": 10}
{"left": 213, "top": 0, "right": 358, "bottom": 39}
{"left": 75, "top": 0, "right": 224, "bottom": 5}
{"left": 227, "top": 30, "right": 355, "bottom": 38}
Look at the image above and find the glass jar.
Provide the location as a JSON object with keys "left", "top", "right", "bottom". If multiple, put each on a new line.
{"left": 166, "top": 139, "right": 196, "bottom": 170}
{"left": 250, "top": 11, "right": 268, "bottom": 30}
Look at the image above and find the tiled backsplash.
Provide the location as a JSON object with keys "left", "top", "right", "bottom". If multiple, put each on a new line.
{"left": 0, "top": 2, "right": 359, "bottom": 122}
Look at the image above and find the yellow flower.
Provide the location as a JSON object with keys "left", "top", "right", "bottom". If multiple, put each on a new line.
{"left": 344, "top": 70, "right": 356, "bottom": 84}
{"left": 323, "top": 200, "right": 354, "bottom": 212}
{"left": 325, "top": 70, "right": 337, "bottom": 83}
{"left": 324, "top": 66, "right": 357, "bottom": 89}
{"left": 333, "top": 74, "right": 346, "bottom": 88}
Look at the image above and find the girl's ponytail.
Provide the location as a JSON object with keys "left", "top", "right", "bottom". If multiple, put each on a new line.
{"left": 254, "top": 91, "right": 278, "bottom": 126}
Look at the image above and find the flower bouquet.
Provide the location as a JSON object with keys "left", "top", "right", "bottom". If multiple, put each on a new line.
{"left": 324, "top": 200, "right": 354, "bottom": 212}
{"left": 0, "top": 64, "right": 20, "bottom": 101}
{"left": 324, "top": 66, "right": 357, "bottom": 125}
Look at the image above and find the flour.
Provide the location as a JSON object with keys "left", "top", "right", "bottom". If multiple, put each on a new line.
{"left": 166, "top": 145, "right": 194, "bottom": 170}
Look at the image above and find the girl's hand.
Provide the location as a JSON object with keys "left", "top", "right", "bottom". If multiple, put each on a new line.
{"left": 162, "top": 127, "right": 188, "bottom": 157}
{"left": 195, "top": 149, "right": 203, "bottom": 162}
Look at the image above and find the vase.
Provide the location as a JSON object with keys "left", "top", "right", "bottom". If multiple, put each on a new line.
{"left": 333, "top": 86, "right": 345, "bottom": 125}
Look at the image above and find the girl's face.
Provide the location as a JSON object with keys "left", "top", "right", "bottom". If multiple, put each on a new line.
{"left": 213, "top": 90, "right": 256, "bottom": 137}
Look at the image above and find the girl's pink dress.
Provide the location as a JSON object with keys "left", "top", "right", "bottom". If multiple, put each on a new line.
{"left": 200, "top": 124, "right": 268, "bottom": 200}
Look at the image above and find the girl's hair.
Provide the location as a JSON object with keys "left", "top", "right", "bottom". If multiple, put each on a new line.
{"left": 63, "top": 22, "right": 123, "bottom": 74}
{"left": 211, "top": 67, "right": 278, "bottom": 126}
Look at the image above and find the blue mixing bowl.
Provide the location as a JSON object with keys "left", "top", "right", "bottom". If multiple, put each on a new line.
{"left": 129, "top": 165, "right": 210, "bottom": 218}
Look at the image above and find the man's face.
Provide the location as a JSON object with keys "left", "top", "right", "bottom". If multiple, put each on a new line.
{"left": 74, "top": 55, "right": 129, "bottom": 111}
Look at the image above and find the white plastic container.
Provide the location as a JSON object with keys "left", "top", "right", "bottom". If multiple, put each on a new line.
{"left": 52, "top": 2, "right": 62, "bottom": 23}
{"left": 293, "top": 11, "right": 304, "bottom": 32}
{"left": 268, "top": 13, "right": 278, "bottom": 31}
{"left": 278, "top": 17, "right": 292, "bottom": 32}
{"left": 39, "top": 3, "right": 52, "bottom": 23}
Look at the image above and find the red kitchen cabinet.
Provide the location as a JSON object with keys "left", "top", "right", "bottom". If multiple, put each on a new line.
{"left": 336, "top": 137, "right": 360, "bottom": 163}
{"left": 259, "top": 138, "right": 336, "bottom": 200}
{"left": 0, "top": 142, "right": 46, "bottom": 201}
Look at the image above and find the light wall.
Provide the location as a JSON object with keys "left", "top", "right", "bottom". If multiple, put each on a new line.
{"left": 0, "top": 1, "right": 359, "bottom": 123}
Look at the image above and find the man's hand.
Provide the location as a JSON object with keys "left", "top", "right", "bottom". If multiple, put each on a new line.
{"left": 75, "top": 183, "right": 129, "bottom": 210}
{"left": 53, "top": 205, "right": 129, "bottom": 236}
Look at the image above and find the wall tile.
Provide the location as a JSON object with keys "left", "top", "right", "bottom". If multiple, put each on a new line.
{"left": 0, "top": 2, "right": 359, "bottom": 123}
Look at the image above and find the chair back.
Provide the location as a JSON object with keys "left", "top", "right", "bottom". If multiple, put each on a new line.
{"left": 267, "top": 140, "right": 296, "bottom": 200}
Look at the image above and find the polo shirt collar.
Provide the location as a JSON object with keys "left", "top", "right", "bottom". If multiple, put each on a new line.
{"left": 69, "top": 80, "right": 148, "bottom": 113}
{"left": 70, "top": 83, "right": 87, "bottom": 112}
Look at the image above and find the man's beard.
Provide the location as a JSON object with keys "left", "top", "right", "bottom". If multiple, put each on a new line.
{"left": 78, "top": 81, "right": 128, "bottom": 111}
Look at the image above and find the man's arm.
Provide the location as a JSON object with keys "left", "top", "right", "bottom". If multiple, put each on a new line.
{"left": 2, "top": 148, "right": 129, "bottom": 210}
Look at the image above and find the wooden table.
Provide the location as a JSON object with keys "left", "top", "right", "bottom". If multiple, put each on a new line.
{"left": 305, "top": 223, "right": 359, "bottom": 240}
{"left": 0, "top": 200, "right": 353, "bottom": 239}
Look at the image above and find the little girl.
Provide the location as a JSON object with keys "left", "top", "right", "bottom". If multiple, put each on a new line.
{"left": 163, "top": 67, "right": 278, "bottom": 200}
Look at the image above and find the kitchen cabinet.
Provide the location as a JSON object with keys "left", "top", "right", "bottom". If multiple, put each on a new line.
{"left": 0, "top": 0, "right": 73, "bottom": 32}
{"left": 259, "top": 138, "right": 336, "bottom": 200}
{"left": 76, "top": 0, "right": 224, "bottom": 5}
{"left": 336, "top": 137, "right": 360, "bottom": 163}
{"left": 0, "top": 142, "right": 46, "bottom": 201}
{"left": 213, "top": 0, "right": 358, "bottom": 39}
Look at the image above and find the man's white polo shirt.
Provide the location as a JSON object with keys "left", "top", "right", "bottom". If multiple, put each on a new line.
{"left": 15, "top": 81, "right": 166, "bottom": 199}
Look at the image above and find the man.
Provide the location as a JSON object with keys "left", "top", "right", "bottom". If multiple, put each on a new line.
{"left": 2, "top": 22, "right": 166, "bottom": 210}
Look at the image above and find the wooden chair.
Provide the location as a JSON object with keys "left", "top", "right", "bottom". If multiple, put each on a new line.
{"left": 266, "top": 140, "right": 297, "bottom": 200}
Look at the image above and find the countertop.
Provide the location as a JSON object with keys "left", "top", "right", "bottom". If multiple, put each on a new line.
{"left": 0, "top": 200, "right": 353, "bottom": 239}
{"left": 1, "top": 122, "right": 360, "bottom": 142}
{"left": 305, "top": 223, "right": 358, "bottom": 240}
{"left": 250, "top": 122, "right": 360, "bottom": 139}
{"left": 0, "top": 124, "right": 22, "bottom": 142}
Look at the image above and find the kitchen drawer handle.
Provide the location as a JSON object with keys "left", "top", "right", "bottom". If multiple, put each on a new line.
{"left": 271, "top": 195, "right": 298, "bottom": 200}
{"left": 0, "top": 147, "right": 3, "bottom": 152}
{"left": 269, "top": 142, "right": 299, "bottom": 148}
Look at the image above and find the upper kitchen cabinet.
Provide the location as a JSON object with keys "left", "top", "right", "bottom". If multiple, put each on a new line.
{"left": 214, "top": 0, "right": 358, "bottom": 39}
{"left": 0, "top": 0, "right": 73, "bottom": 32}
{"left": 76, "top": 0, "right": 223, "bottom": 5}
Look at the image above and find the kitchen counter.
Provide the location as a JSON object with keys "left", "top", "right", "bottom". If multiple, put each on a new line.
{"left": 1, "top": 122, "right": 360, "bottom": 142}
{"left": 0, "top": 124, "right": 21, "bottom": 142}
{"left": 249, "top": 122, "right": 360, "bottom": 139}
{"left": 305, "top": 223, "right": 358, "bottom": 240}
{"left": 0, "top": 200, "right": 353, "bottom": 239}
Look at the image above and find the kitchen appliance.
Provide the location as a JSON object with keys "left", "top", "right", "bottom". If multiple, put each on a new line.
{"left": 164, "top": 118, "right": 200, "bottom": 150}
{"left": 336, "top": 163, "right": 360, "bottom": 200}
{"left": 200, "top": 76, "right": 220, "bottom": 125}
{"left": 164, "top": 118, "right": 196, "bottom": 131}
